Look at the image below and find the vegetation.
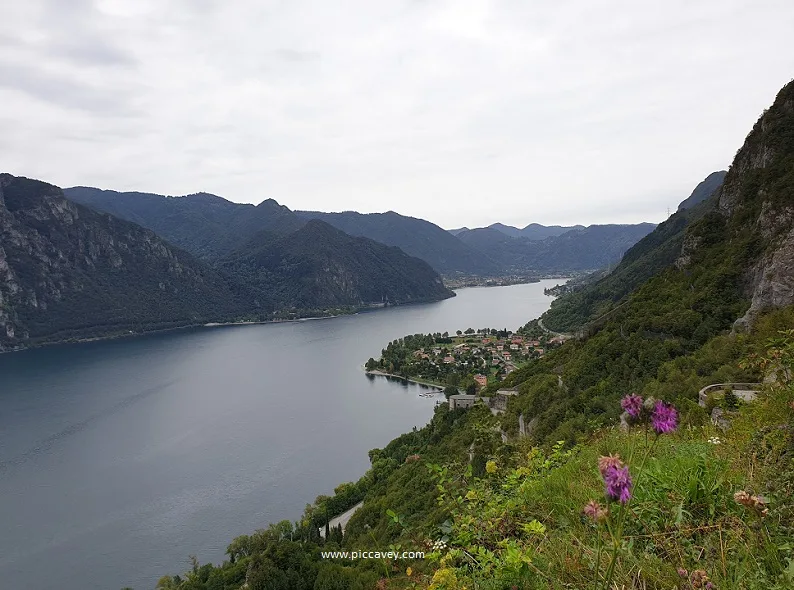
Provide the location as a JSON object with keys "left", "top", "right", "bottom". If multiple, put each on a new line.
{"left": 223, "top": 220, "right": 453, "bottom": 310}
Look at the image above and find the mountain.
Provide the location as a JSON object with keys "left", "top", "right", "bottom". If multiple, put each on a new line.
{"left": 446, "top": 227, "right": 470, "bottom": 236}
{"left": 676, "top": 170, "right": 727, "bottom": 211}
{"left": 456, "top": 223, "right": 656, "bottom": 273}
{"left": 64, "top": 187, "right": 305, "bottom": 259}
{"left": 224, "top": 220, "right": 453, "bottom": 308}
{"left": 487, "top": 222, "right": 585, "bottom": 240}
{"left": 486, "top": 222, "right": 524, "bottom": 238}
{"left": 0, "top": 175, "right": 258, "bottom": 351}
{"left": 543, "top": 173, "right": 724, "bottom": 331}
{"left": 294, "top": 211, "right": 501, "bottom": 276}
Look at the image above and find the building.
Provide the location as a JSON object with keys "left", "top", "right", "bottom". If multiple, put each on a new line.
{"left": 491, "top": 388, "right": 519, "bottom": 412}
{"left": 443, "top": 356, "right": 455, "bottom": 364}
{"left": 474, "top": 374, "right": 488, "bottom": 387}
{"left": 510, "top": 344, "right": 519, "bottom": 350}
{"left": 449, "top": 394, "right": 478, "bottom": 410}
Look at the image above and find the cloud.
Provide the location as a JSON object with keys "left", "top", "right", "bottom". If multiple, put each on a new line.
{"left": 2, "top": 0, "right": 794, "bottom": 227}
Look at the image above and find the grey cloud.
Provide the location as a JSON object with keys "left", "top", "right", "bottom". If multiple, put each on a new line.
{"left": 273, "top": 48, "right": 321, "bottom": 62}
{"left": 0, "top": 62, "right": 138, "bottom": 115}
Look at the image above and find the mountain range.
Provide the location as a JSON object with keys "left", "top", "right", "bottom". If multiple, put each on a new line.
{"left": 66, "top": 187, "right": 658, "bottom": 277}
{"left": 454, "top": 223, "right": 657, "bottom": 273}
{"left": 0, "top": 177, "right": 453, "bottom": 351}
{"left": 456, "top": 222, "right": 587, "bottom": 240}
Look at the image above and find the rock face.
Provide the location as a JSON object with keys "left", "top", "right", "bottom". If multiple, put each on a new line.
{"left": 714, "top": 82, "right": 794, "bottom": 324}
{"left": 0, "top": 174, "right": 254, "bottom": 351}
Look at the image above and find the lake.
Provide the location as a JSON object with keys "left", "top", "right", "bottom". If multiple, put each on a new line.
{"left": 0, "top": 280, "right": 562, "bottom": 590}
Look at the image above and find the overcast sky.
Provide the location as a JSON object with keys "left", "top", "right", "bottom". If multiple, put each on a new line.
{"left": 2, "top": 1, "right": 793, "bottom": 228}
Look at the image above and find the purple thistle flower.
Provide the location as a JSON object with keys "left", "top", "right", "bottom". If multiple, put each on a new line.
{"left": 603, "top": 464, "right": 632, "bottom": 504}
{"left": 651, "top": 401, "right": 678, "bottom": 434}
{"left": 621, "top": 394, "right": 644, "bottom": 418}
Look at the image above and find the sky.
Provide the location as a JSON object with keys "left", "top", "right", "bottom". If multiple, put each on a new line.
{"left": 2, "top": 1, "right": 793, "bottom": 229}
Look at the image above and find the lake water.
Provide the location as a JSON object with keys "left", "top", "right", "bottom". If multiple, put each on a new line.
{"left": 0, "top": 280, "right": 562, "bottom": 590}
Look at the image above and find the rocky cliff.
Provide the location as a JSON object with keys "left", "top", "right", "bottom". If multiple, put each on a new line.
{"left": 708, "top": 81, "right": 794, "bottom": 325}
{"left": 0, "top": 174, "right": 255, "bottom": 351}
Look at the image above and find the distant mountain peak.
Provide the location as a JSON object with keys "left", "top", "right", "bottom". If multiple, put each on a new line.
{"left": 677, "top": 171, "right": 727, "bottom": 211}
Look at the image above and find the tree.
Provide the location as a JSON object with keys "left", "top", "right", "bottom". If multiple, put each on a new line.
{"left": 365, "top": 358, "right": 377, "bottom": 370}
{"left": 456, "top": 330, "right": 462, "bottom": 336}
{"left": 465, "top": 327, "right": 475, "bottom": 334}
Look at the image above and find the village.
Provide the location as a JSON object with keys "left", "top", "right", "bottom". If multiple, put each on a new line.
{"left": 365, "top": 324, "right": 568, "bottom": 410}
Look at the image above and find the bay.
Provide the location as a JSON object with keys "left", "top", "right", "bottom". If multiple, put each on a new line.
{"left": 0, "top": 280, "right": 562, "bottom": 590}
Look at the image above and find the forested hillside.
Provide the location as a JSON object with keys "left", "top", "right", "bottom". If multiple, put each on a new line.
{"left": 295, "top": 210, "right": 502, "bottom": 276}
{"left": 153, "top": 81, "right": 794, "bottom": 590}
{"left": 64, "top": 187, "right": 305, "bottom": 259}
{"left": 542, "top": 177, "right": 721, "bottom": 332}
{"left": 0, "top": 175, "right": 258, "bottom": 352}
{"left": 223, "top": 220, "right": 453, "bottom": 308}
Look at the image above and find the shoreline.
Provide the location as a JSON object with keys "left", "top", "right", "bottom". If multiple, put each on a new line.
{"left": 0, "top": 292, "right": 458, "bottom": 356}
{"left": 365, "top": 369, "right": 445, "bottom": 391}
{"left": 0, "top": 313, "right": 357, "bottom": 356}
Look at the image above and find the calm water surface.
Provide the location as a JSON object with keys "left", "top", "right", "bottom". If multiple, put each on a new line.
{"left": 0, "top": 281, "right": 562, "bottom": 590}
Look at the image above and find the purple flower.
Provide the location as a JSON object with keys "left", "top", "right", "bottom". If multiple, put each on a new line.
{"left": 598, "top": 454, "right": 624, "bottom": 478}
{"left": 603, "top": 464, "right": 633, "bottom": 504}
{"left": 583, "top": 500, "right": 608, "bottom": 522}
{"left": 651, "top": 401, "right": 678, "bottom": 434}
{"left": 621, "top": 394, "right": 644, "bottom": 418}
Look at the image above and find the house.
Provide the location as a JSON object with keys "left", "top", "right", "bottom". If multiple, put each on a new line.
{"left": 510, "top": 344, "right": 519, "bottom": 350}
{"left": 481, "top": 338, "right": 491, "bottom": 344}
{"left": 433, "top": 348, "right": 441, "bottom": 355}
{"left": 443, "top": 356, "right": 455, "bottom": 364}
{"left": 549, "top": 336, "right": 566, "bottom": 345}
{"left": 412, "top": 349, "right": 424, "bottom": 358}
{"left": 503, "top": 353, "right": 511, "bottom": 361}
{"left": 474, "top": 374, "right": 488, "bottom": 387}
{"left": 449, "top": 394, "right": 478, "bottom": 410}
{"left": 528, "top": 340, "right": 540, "bottom": 347}
{"left": 512, "top": 338, "right": 523, "bottom": 344}
{"left": 496, "top": 344, "right": 504, "bottom": 351}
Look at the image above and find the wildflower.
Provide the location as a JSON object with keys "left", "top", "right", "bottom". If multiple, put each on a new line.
{"left": 620, "top": 393, "right": 644, "bottom": 418}
{"left": 690, "top": 569, "right": 711, "bottom": 589}
{"left": 431, "top": 539, "right": 447, "bottom": 551}
{"left": 597, "top": 453, "right": 624, "bottom": 478}
{"left": 406, "top": 567, "right": 413, "bottom": 577}
{"left": 603, "top": 464, "right": 633, "bottom": 504}
{"left": 734, "top": 490, "right": 768, "bottom": 515}
{"left": 583, "top": 500, "right": 608, "bottom": 522}
{"left": 651, "top": 400, "right": 678, "bottom": 434}
{"left": 485, "top": 460, "right": 498, "bottom": 474}
{"left": 678, "top": 567, "right": 689, "bottom": 578}
{"left": 708, "top": 436, "right": 722, "bottom": 445}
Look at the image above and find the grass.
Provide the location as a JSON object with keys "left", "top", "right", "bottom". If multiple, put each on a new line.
{"left": 402, "top": 398, "right": 794, "bottom": 590}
